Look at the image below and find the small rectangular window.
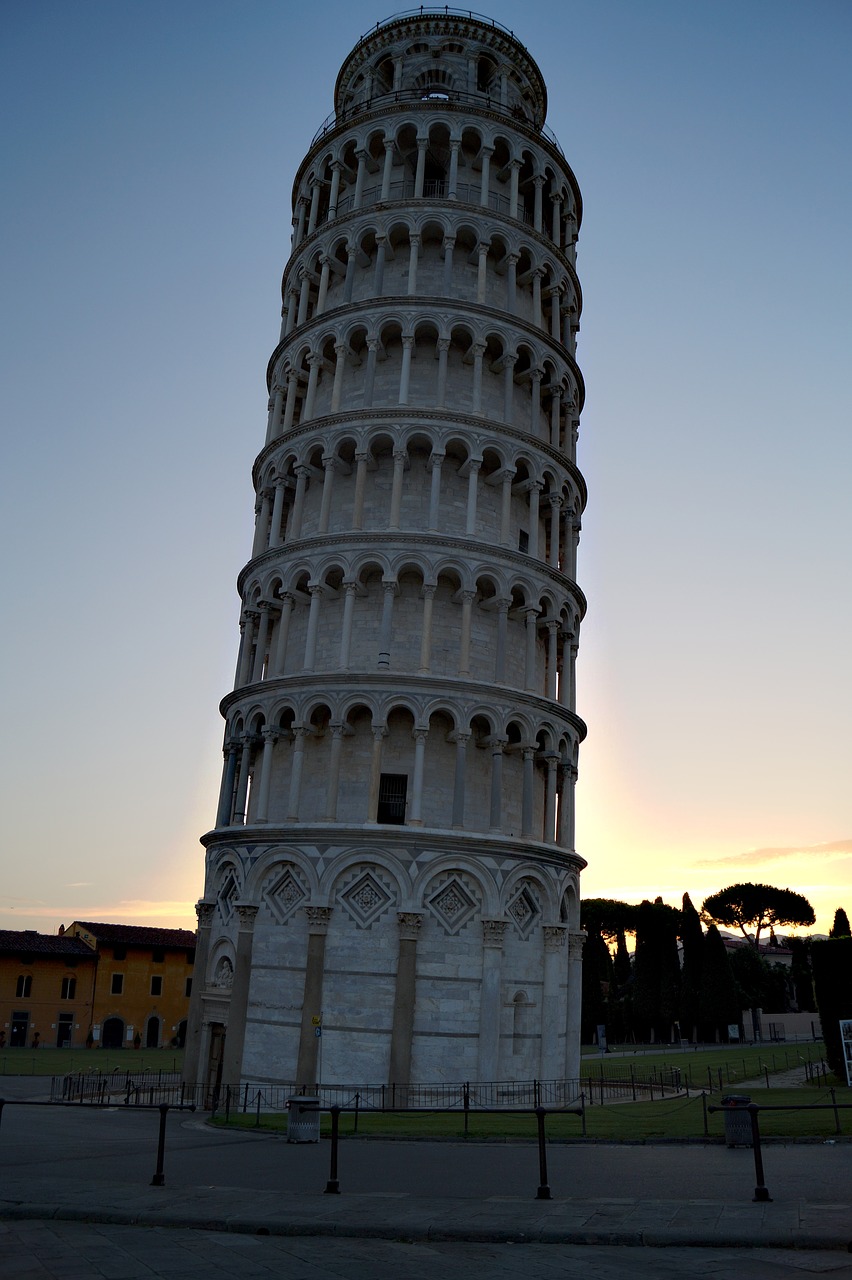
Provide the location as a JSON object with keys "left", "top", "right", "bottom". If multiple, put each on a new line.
{"left": 152, "top": 948, "right": 165, "bottom": 963}
{"left": 185, "top": 978, "right": 193, "bottom": 997}
{"left": 112, "top": 945, "right": 127, "bottom": 961}
{"left": 150, "top": 976, "right": 163, "bottom": 997}
{"left": 377, "top": 772, "right": 407, "bottom": 825}
{"left": 16, "top": 975, "right": 32, "bottom": 999}
{"left": 111, "top": 973, "right": 124, "bottom": 995}
{"left": 518, "top": 529, "right": 529, "bottom": 553}
{"left": 61, "top": 976, "right": 76, "bottom": 1000}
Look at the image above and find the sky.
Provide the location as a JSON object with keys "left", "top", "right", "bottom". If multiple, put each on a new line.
{"left": 2, "top": 0, "right": 850, "bottom": 938}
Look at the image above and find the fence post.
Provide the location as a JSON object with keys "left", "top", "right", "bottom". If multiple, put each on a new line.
{"left": 764, "top": 1067, "right": 770, "bottom": 1089}
{"left": 748, "top": 1104, "right": 771, "bottom": 1202}
{"left": 151, "top": 1105, "right": 169, "bottom": 1187}
{"left": 831, "top": 1087, "right": 840, "bottom": 1135}
{"left": 325, "top": 1104, "right": 341, "bottom": 1194}
{"left": 255, "top": 1090, "right": 262, "bottom": 1127}
{"left": 701, "top": 1091, "right": 708, "bottom": 1137}
{"left": 630, "top": 1065, "right": 636, "bottom": 1102}
{"left": 354, "top": 1090, "right": 360, "bottom": 1134}
{"left": 224, "top": 1084, "right": 231, "bottom": 1123}
{"left": 581, "top": 1092, "right": 586, "bottom": 1137}
{"left": 464, "top": 1081, "right": 470, "bottom": 1137}
{"left": 534, "top": 1107, "right": 551, "bottom": 1200}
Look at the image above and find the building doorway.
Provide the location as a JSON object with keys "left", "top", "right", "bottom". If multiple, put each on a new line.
{"left": 145, "top": 1016, "right": 160, "bottom": 1049}
{"left": 205, "top": 1022, "right": 226, "bottom": 1108}
{"left": 10, "top": 1012, "right": 29, "bottom": 1047}
{"left": 102, "top": 1017, "right": 124, "bottom": 1049}
{"left": 57, "top": 1014, "right": 73, "bottom": 1048}
{"left": 176, "top": 1019, "right": 187, "bottom": 1048}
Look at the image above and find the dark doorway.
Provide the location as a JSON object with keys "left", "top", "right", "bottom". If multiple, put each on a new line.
{"left": 205, "top": 1022, "right": 226, "bottom": 1108}
{"left": 145, "top": 1016, "right": 159, "bottom": 1048}
{"left": 377, "top": 772, "right": 407, "bottom": 824}
{"left": 102, "top": 1016, "right": 124, "bottom": 1049}
{"left": 176, "top": 1019, "right": 187, "bottom": 1048}
{"left": 10, "top": 1012, "right": 28, "bottom": 1047}
{"left": 56, "top": 1014, "right": 73, "bottom": 1048}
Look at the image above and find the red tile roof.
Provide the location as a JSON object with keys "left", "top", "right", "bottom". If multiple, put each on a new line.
{"left": 69, "top": 921, "right": 196, "bottom": 948}
{"left": 0, "top": 929, "right": 95, "bottom": 957}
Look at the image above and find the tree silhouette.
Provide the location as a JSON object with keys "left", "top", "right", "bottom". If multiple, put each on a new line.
{"left": 701, "top": 883, "right": 815, "bottom": 947}
{"left": 829, "top": 907, "right": 851, "bottom": 938}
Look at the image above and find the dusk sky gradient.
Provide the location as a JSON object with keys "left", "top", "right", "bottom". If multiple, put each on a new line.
{"left": 2, "top": 0, "right": 850, "bottom": 936}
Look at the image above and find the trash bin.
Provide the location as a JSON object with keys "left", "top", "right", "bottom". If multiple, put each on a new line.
{"left": 286, "top": 1095, "right": 320, "bottom": 1143}
{"left": 721, "top": 1094, "right": 752, "bottom": 1147}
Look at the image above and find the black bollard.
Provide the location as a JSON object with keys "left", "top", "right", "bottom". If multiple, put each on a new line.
{"left": 325, "top": 1104, "right": 341, "bottom": 1194}
{"left": 534, "top": 1106, "right": 551, "bottom": 1200}
{"left": 151, "top": 1104, "right": 169, "bottom": 1187}
{"left": 748, "top": 1104, "right": 771, "bottom": 1202}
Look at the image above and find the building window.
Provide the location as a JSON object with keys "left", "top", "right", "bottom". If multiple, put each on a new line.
{"left": 61, "top": 976, "right": 76, "bottom": 1000}
{"left": 518, "top": 528, "right": 529, "bottom": 553}
{"left": 152, "top": 948, "right": 165, "bottom": 963}
{"left": 377, "top": 773, "right": 407, "bottom": 824}
{"left": 150, "top": 976, "right": 163, "bottom": 997}
{"left": 16, "top": 975, "right": 32, "bottom": 999}
{"left": 112, "top": 945, "right": 127, "bottom": 961}
{"left": 111, "top": 973, "right": 124, "bottom": 995}
{"left": 185, "top": 978, "right": 193, "bottom": 997}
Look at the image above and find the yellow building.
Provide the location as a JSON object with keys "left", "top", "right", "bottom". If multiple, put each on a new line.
{"left": 65, "top": 922, "right": 196, "bottom": 1049}
{"left": 0, "top": 929, "right": 97, "bottom": 1048}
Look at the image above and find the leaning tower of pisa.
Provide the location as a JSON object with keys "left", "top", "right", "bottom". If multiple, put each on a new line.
{"left": 183, "top": 10, "right": 587, "bottom": 1096}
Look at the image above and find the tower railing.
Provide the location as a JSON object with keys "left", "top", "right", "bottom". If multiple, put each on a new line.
{"left": 309, "top": 86, "right": 564, "bottom": 155}
{"left": 352, "top": 8, "right": 526, "bottom": 52}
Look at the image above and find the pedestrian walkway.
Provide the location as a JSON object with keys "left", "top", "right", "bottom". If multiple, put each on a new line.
{"left": 1, "top": 1172, "right": 850, "bottom": 1251}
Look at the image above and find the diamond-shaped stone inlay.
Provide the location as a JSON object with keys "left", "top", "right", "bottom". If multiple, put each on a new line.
{"left": 217, "top": 872, "right": 240, "bottom": 923}
{"left": 507, "top": 883, "right": 540, "bottom": 939}
{"left": 263, "top": 867, "right": 308, "bottom": 924}
{"left": 340, "top": 870, "right": 393, "bottom": 929}
{"left": 427, "top": 875, "right": 478, "bottom": 936}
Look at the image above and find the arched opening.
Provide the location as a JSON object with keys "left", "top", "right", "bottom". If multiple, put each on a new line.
{"left": 102, "top": 1017, "right": 124, "bottom": 1050}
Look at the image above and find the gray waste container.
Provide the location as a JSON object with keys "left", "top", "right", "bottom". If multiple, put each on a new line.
{"left": 721, "top": 1094, "right": 752, "bottom": 1146}
{"left": 286, "top": 1095, "right": 320, "bottom": 1142}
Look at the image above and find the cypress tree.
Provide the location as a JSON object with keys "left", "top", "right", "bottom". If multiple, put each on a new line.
{"left": 698, "top": 924, "right": 740, "bottom": 1042}
{"left": 829, "top": 907, "right": 851, "bottom": 938}
{"left": 679, "top": 892, "right": 704, "bottom": 1042}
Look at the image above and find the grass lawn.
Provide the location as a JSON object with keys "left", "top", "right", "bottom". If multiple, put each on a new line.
{"left": 0, "top": 1048, "right": 184, "bottom": 1077}
{"left": 213, "top": 1081, "right": 852, "bottom": 1142}
{"left": 580, "top": 1042, "right": 827, "bottom": 1091}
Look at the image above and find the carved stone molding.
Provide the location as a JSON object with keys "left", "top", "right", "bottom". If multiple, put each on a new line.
{"left": 482, "top": 918, "right": 508, "bottom": 948}
{"left": 397, "top": 911, "right": 424, "bottom": 941}
{"left": 305, "top": 905, "right": 333, "bottom": 935}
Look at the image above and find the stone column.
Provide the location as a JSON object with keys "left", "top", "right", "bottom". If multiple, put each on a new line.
{"left": 254, "top": 728, "right": 278, "bottom": 823}
{"left": 328, "top": 161, "right": 342, "bottom": 218}
{"left": 502, "top": 354, "right": 516, "bottom": 423}
{"left": 409, "top": 729, "right": 428, "bottom": 825}
{"left": 521, "top": 747, "right": 535, "bottom": 836}
{"left": 232, "top": 737, "right": 253, "bottom": 825}
{"left": 505, "top": 252, "right": 518, "bottom": 314}
{"left": 289, "top": 465, "right": 309, "bottom": 538}
{"left": 418, "top": 585, "right": 435, "bottom": 673}
{"left": 477, "top": 920, "right": 507, "bottom": 1081}
{"left": 380, "top": 139, "right": 394, "bottom": 200}
{"left": 353, "top": 149, "right": 368, "bottom": 209}
{"left": 268, "top": 480, "right": 287, "bottom": 548}
{"left": 216, "top": 740, "right": 239, "bottom": 827}
{"left": 398, "top": 335, "right": 414, "bottom": 404}
{"left": 557, "top": 761, "right": 577, "bottom": 850}
{"left": 471, "top": 342, "right": 485, "bottom": 413}
{"left": 366, "top": 726, "right": 386, "bottom": 821}
{"left": 286, "top": 726, "right": 307, "bottom": 821}
{"left": 325, "top": 724, "right": 345, "bottom": 819}
{"left": 551, "top": 191, "right": 563, "bottom": 245}
{"left": 546, "top": 620, "right": 560, "bottom": 699}
{"left": 458, "top": 589, "right": 475, "bottom": 677}
{"left": 265, "top": 385, "right": 284, "bottom": 445}
{"left": 306, "top": 178, "right": 321, "bottom": 236}
{"left": 282, "top": 369, "right": 299, "bottom": 430}
{"left": 465, "top": 459, "right": 481, "bottom": 535}
{"left": 303, "top": 585, "right": 323, "bottom": 670}
{"left": 565, "top": 931, "right": 586, "bottom": 1091}
{"left": 550, "top": 387, "right": 562, "bottom": 450}
{"left": 352, "top": 452, "right": 369, "bottom": 529}
{"left": 272, "top": 593, "right": 294, "bottom": 674}
{"left": 406, "top": 233, "right": 420, "bottom": 295}
{"left": 303, "top": 352, "right": 322, "bottom": 419}
{"left": 509, "top": 159, "right": 520, "bottom": 219}
{"left": 499, "top": 469, "right": 513, "bottom": 544}
{"left": 476, "top": 240, "right": 489, "bottom": 303}
{"left": 524, "top": 608, "right": 538, "bottom": 690}
{"left": 414, "top": 138, "right": 427, "bottom": 198}
{"left": 530, "top": 365, "right": 543, "bottom": 434}
{"left": 533, "top": 174, "right": 545, "bottom": 232}
{"left": 373, "top": 235, "right": 387, "bottom": 295}
{"left": 540, "top": 926, "right": 567, "bottom": 1081}
{"left": 447, "top": 139, "right": 460, "bottom": 199}
{"left": 252, "top": 489, "right": 271, "bottom": 557}
{"left": 479, "top": 145, "right": 493, "bottom": 207}
{"left": 436, "top": 338, "right": 450, "bottom": 407}
{"left": 494, "top": 597, "right": 510, "bottom": 681}
{"left": 315, "top": 255, "right": 332, "bottom": 314}
{"left": 251, "top": 604, "right": 271, "bottom": 683}
{"left": 388, "top": 913, "right": 423, "bottom": 1091}
{"left": 343, "top": 246, "right": 357, "bottom": 302}
{"left": 442, "top": 235, "right": 455, "bottom": 295}
{"left": 297, "top": 270, "right": 311, "bottom": 326}
{"left": 295, "top": 906, "right": 333, "bottom": 1087}
{"left": 363, "top": 339, "right": 378, "bottom": 406}
{"left": 338, "top": 581, "right": 358, "bottom": 669}
{"left": 489, "top": 737, "right": 507, "bottom": 831}
{"left": 318, "top": 455, "right": 337, "bottom": 533}
{"left": 378, "top": 581, "right": 397, "bottom": 667}
{"left": 284, "top": 287, "right": 298, "bottom": 336}
{"left": 236, "top": 611, "right": 257, "bottom": 687}
{"left": 331, "top": 342, "right": 347, "bottom": 412}
{"left": 181, "top": 901, "right": 215, "bottom": 1085}
{"left": 427, "top": 451, "right": 444, "bottom": 530}
{"left": 221, "top": 904, "right": 258, "bottom": 1087}
{"left": 389, "top": 449, "right": 406, "bottom": 527}
{"left": 548, "top": 495, "right": 562, "bottom": 568}
{"left": 451, "top": 731, "right": 469, "bottom": 828}
{"left": 528, "top": 482, "right": 542, "bottom": 559}
{"left": 544, "top": 753, "right": 558, "bottom": 842}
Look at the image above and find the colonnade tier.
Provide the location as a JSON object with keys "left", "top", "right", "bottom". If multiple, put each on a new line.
{"left": 252, "top": 410, "right": 585, "bottom": 513}
{"left": 277, "top": 209, "right": 581, "bottom": 361}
